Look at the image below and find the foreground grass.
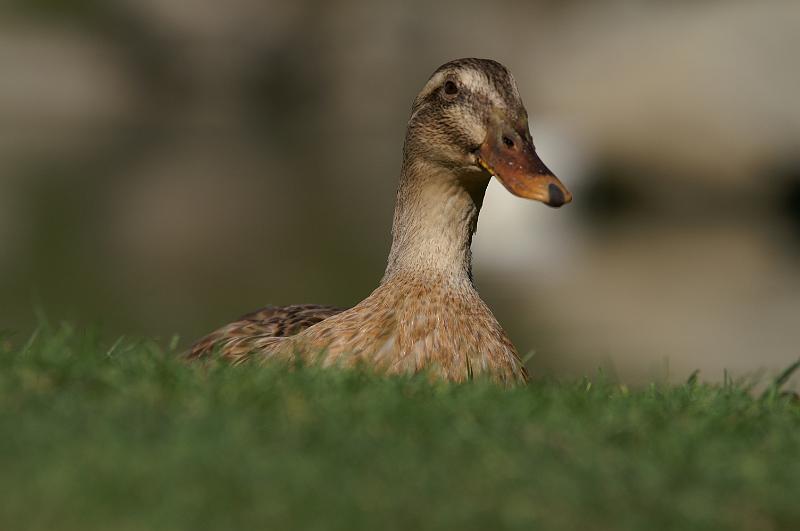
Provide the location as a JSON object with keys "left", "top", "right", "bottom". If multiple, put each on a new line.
{"left": 1, "top": 324, "right": 799, "bottom": 531}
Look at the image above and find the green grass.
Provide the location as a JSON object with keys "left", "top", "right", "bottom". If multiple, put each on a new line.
{"left": 1, "top": 323, "right": 799, "bottom": 531}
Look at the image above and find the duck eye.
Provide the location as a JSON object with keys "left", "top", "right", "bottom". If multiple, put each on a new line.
{"left": 443, "top": 80, "right": 458, "bottom": 96}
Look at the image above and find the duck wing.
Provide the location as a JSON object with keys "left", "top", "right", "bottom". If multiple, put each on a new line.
{"left": 186, "top": 304, "right": 347, "bottom": 361}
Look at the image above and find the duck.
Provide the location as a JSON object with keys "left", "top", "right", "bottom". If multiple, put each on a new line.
{"left": 187, "top": 58, "right": 571, "bottom": 385}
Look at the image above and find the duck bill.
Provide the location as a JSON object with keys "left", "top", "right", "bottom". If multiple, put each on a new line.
{"left": 476, "top": 123, "right": 572, "bottom": 208}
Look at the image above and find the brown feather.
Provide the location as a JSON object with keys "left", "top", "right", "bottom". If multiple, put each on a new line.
{"left": 186, "top": 304, "right": 346, "bottom": 361}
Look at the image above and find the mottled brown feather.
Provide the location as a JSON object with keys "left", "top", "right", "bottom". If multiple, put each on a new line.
{"left": 186, "top": 304, "right": 346, "bottom": 361}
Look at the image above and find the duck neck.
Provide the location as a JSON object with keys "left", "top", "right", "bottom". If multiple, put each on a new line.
{"left": 382, "top": 157, "right": 489, "bottom": 285}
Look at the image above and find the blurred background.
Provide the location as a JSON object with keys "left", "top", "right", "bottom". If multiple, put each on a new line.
{"left": 2, "top": 0, "right": 799, "bottom": 383}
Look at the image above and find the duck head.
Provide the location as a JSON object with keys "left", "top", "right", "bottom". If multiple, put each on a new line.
{"left": 405, "top": 58, "right": 571, "bottom": 208}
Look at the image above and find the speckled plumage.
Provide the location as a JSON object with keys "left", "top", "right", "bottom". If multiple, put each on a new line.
{"left": 187, "top": 58, "right": 572, "bottom": 385}
{"left": 187, "top": 304, "right": 346, "bottom": 364}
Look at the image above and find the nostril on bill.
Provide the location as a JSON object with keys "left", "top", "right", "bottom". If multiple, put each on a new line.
{"left": 547, "top": 183, "right": 565, "bottom": 207}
